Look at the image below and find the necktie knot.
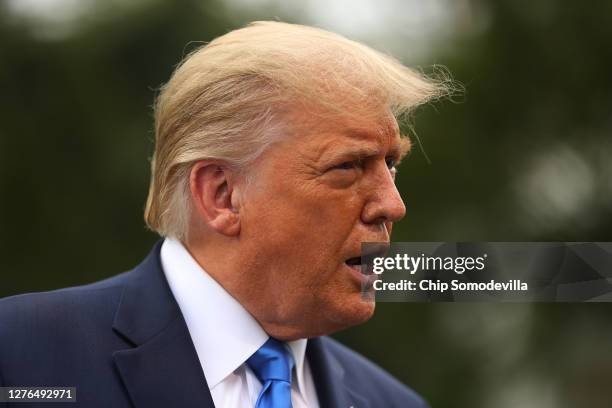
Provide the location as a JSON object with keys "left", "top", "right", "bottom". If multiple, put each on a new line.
{"left": 247, "top": 337, "right": 294, "bottom": 383}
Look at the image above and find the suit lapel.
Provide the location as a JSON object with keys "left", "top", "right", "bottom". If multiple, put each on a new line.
{"left": 111, "top": 241, "right": 215, "bottom": 408}
{"left": 307, "top": 338, "right": 370, "bottom": 408}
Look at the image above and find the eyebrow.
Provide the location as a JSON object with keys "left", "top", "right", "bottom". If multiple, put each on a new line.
{"left": 343, "top": 127, "right": 411, "bottom": 159}
{"left": 398, "top": 136, "right": 412, "bottom": 160}
{"left": 320, "top": 131, "right": 409, "bottom": 164}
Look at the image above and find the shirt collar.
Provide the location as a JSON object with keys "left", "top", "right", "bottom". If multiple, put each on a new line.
{"left": 287, "top": 337, "right": 308, "bottom": 398}
{"left": 160, "top": 238, "right": 309, "bottom": 395}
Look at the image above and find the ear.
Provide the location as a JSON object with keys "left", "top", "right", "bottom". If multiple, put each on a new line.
{"left": 189, "top": 161, "right": 242, "bottom": 236}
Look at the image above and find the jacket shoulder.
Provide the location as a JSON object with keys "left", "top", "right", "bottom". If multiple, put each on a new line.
{"left": 0, "top": 271, "right": 130, "bottom": 317}
{"left": 0, "top": 271, "right": 131, "bottom": 346}
{"left": 320, "top": 336, "right": 429, "bottom": 408}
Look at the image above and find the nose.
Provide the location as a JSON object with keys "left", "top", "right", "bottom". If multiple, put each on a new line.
{"left": 361, "top": 163, "right": 406, "bottom": 226}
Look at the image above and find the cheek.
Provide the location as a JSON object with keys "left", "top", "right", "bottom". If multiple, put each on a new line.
{"left": 241, "top": 176, "right": 368, "bottom": 282}
{"left": 299, "top": 185, "right": 365, "bottom": 228}
{"left": 252, "top": 182, "right": 361, "bottom": 237}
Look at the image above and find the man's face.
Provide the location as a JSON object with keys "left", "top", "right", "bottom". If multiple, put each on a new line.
{"left": 236, "top": 105, "right": 408, "bottom": 339}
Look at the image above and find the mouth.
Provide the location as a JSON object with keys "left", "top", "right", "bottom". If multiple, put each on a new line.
{"left": 344, "top": 256, "right": 365, "bottom": 274}
{"left": 344, "top": 243, "right": 390, "bottom": 276}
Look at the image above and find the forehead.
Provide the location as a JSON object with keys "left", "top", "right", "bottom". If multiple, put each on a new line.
{"left": 288, "top": 106, "right": 406, "bottom": 157}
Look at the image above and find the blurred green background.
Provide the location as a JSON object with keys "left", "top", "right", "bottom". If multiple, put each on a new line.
{"left": 1, "top": 0, "right": 611, "bottom": 407}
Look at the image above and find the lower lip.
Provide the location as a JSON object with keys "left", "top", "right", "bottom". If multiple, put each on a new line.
{"left": 344, "top": 263, "right": 378, "bottom": 290}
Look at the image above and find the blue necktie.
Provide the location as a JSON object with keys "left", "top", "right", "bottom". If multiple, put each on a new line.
{"left": 247, "top": 337, "right": 294, "bottom": 408}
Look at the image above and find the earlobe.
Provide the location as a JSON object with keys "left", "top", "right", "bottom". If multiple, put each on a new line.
{"left": 207, "top": 211, "right": 241, "bottom": 236}
{"left": 189, "top": 161, "right": 241, "bottom": 237}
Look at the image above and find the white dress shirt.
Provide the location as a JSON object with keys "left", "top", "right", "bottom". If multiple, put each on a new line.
{"left": 160, "top": 238, "right": 320, "bottom": 408}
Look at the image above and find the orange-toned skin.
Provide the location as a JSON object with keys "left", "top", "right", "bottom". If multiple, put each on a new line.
{"left": 185, "top": 105, "right": 408, "bottom": 340}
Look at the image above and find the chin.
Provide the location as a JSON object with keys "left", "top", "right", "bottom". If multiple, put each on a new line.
{"left": 325, "top": 296, "right": 376, "bottom": 333}
{"left": 272, "top": 294, "right": 376, "bottom": 339}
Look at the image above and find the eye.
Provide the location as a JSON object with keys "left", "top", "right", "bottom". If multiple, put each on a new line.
{"left": 386, "top": 158, "right": 398, "bottom": 179}
{"left": 330, "top": 160, "right": 359, "bottom": 171}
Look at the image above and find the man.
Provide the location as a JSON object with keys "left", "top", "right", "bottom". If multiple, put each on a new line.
{"left": 0, "top": 21, "right": 446, "bottom": 407}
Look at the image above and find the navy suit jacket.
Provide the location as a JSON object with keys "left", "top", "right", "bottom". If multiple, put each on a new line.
{"left": 0, "top": 242, "right": 428, "bottom": 408}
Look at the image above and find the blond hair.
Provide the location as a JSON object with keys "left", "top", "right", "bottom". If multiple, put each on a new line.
{"left": 145, "top": 21, "right": 451, "bottom": 239}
